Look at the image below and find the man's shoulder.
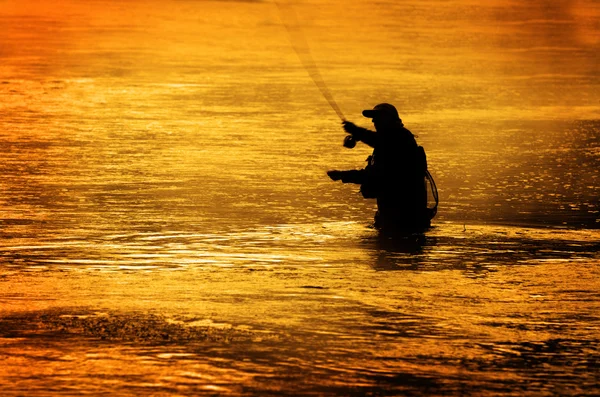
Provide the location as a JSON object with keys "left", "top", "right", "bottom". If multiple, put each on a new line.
{"left": 398, "top": 129, "right": 418, "bottom": 146}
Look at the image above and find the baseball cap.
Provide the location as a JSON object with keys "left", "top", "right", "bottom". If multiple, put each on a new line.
{"left": 362, "top": 103, "right": 400, "bottom": 120}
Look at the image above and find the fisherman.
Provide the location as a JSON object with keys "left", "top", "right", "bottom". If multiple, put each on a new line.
{"left": 327, "top": 103, "right": 430, "bottom": 232}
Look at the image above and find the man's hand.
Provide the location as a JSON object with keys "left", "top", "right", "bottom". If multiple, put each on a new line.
{"left": 342, "top": 121, "right": 359, "bottom": 135}
{"left": 327, "top": 170, "right": 343, "bottom": 181}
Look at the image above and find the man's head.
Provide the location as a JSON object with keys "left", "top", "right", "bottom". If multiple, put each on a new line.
{"left": 362, "top": 103, "right": 403, "bottom": 131}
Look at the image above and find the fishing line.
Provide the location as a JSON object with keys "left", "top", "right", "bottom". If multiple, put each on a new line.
{"left": 275, "top": 0, "right": 346, "bottom": 121}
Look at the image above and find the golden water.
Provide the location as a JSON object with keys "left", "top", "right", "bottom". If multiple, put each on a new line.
{"left": 1, "top": 0, "right": 599, "bottom": 395}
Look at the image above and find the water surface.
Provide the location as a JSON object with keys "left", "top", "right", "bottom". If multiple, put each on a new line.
{"left": 1, "top": 0, "right": 599, "bottom": 395}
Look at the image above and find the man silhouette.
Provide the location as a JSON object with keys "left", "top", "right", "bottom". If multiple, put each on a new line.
{"left": 328, "top": 103, "right": 430, "bottom": 232}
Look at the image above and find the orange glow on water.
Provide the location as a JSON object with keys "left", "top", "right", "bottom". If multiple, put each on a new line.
{"left": 2, "top": 0, "right": 599, "bottom": 122}
{"left": 1, "top": 0, "right": 599, "bottom": 395}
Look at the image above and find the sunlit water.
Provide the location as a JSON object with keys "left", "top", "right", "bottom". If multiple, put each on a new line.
{"left": 1, "top": 0, "right": 599, "bottom": 395}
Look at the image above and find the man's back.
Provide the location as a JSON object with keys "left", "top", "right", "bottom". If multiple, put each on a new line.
{"left": 373, "top": 127, "right": 428, "bottom": 230}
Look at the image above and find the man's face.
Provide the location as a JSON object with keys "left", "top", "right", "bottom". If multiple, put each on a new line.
{"left": 372, "top": 115, "right": 394, "bottom": 132}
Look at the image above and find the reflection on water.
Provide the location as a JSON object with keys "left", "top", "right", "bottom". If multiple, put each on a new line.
{"left": 1, "top": 223, "right": 599, "bottom": 395}
{"left": 370, "top": 223, "right": 600, "bottom": 272}
{"left": 1, "top": 0, "right": 599, "bottom": 395}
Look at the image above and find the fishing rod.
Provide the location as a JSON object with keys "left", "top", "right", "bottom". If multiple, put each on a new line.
{"left": 275, "top": 0, "right": 346, "bottom": 121}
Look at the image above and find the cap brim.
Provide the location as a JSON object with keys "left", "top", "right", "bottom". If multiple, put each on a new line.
{"left": 362, "top": 109, "right": 380, "bottom": 118}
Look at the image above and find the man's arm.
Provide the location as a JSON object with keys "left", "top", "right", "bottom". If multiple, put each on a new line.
{"left": 327, "top": 169, "right": 366, "bottom": 184}
{"left": 343, "top": 121, "right": 377, "bottom": 148}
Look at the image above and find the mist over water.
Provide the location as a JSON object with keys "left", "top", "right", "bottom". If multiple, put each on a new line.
{"left": 1, "top": 0, "right": 599, "bottom": 395}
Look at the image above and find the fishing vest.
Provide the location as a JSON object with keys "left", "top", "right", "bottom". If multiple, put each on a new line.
{"left": 360, "top": 146, "right": 427, "bottom": 199}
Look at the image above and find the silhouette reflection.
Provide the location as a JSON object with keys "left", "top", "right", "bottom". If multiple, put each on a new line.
{"left": 362, "top": 231, "right": 437, "bottom": 271}
{"left": 361, "top": 224, "right": 599, "bottom": 274}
